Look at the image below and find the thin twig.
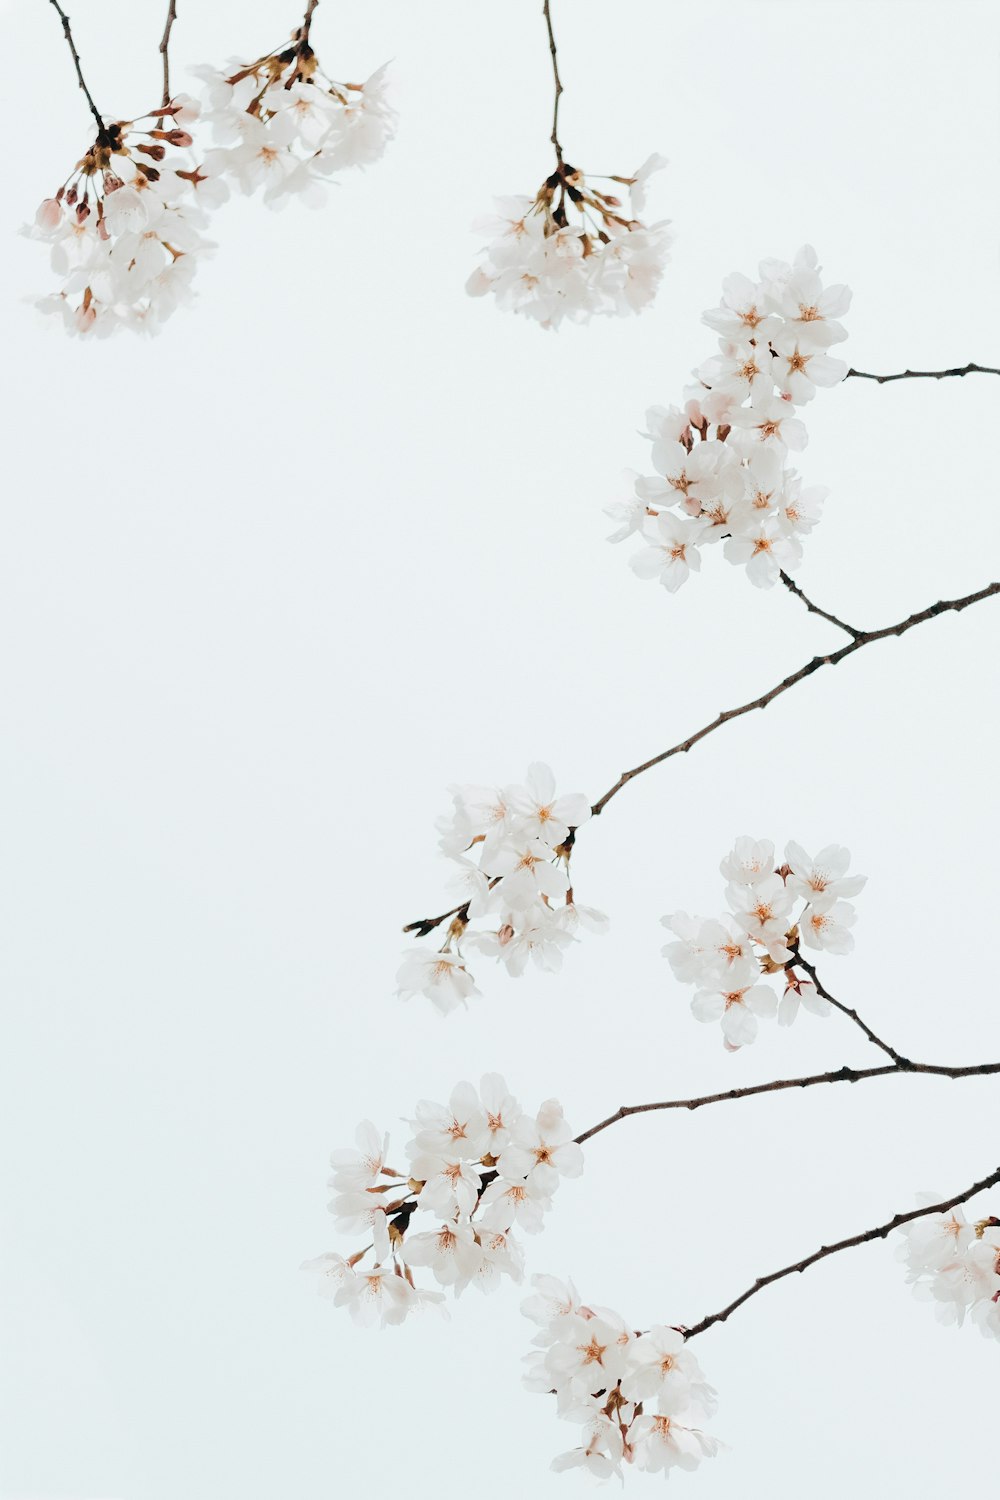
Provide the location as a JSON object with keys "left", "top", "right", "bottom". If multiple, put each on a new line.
{"left": 590, "top": 579, "right": 1000, "bottom": 816}
{"left": 403, "top": 581, "right": 1000, "bottom": 939}
{"left": 790, "top": 950, "right": 908, "bottom": 1065}
{"left": 47, "top": 0, "right": 106, "bottom": 136}
{"left": 846, "top": 362, "right": 1000, "bottom": 385}
{"left": 299, "top": 0, "right": 320, "bottom": 47}
{"left": 542, "top": 0, "right": 564, "bottom": 163}
{"left": 683, "top": 1163, "right": 1000, "bottom": 1339}
{"left": 779, "top": 572, "right": 862, "bottom": 639}
{"left": 159, "top": 0, "right": 178, "bottom": 108}
{"left": 574, "top": 1058, "right": 1000, "bottom": 1146}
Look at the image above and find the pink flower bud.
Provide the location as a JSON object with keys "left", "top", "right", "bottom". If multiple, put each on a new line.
{"left": 35, "top": 197, "right": 63, "bottom": 230}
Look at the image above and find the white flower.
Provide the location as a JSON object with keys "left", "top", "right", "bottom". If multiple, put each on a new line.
{"left": 630, "top": 512, "right": 705, "bottom": 592}
{"left": 499, "top": 1099, "right": 584, "bottom": 1192}
{"left": 630, "top": 1413, "right": 722, "bottom": 1474}
{"left": 720, "top": 836, "right": 776, "bottom": 886}
{"left": 724, "top": 515, "right": 802, "bottom": 587}
{"left": 402, "top": 1221, "right": 484, "bottom": 1288}
{"left": 691, "top": 962, "right": 778, "bottom": 1048}
{"left": 477, "top": 1173, "right": 552, "bottom": 1234}
{"left": 727, "top": 874, "right": 795, "bottom": 953}
{"left": 395, "top": 947, "right": 480, "bottom": 1014}
{"left": 410, "top": 1080, "right": 490, "bottom": 1160}
{"left": 483, "top": 838, "right": 570, "bottom": 909}
{"left": 799, "top": 900, "right": 857, "bottom": 954}
{"left": 784, "top": 842, "right": 867, "bottom": 909}
{"left": 619, "top": 1325, "right": 717, "bottom": 1416}
{"left": 550, "top": 1409, "right": 625, "bottom": 1478}
{"left": 778, "top": 971, "right": 831, "bottom": 1026}
{"left": 504, "top": 762, "right": 590, "bottom": 847}
{"left": 469, "top": 162, "right": 672, "bottom": 329}
{"left": 328, "top": 1119, "right": 389, "bottom": 1191}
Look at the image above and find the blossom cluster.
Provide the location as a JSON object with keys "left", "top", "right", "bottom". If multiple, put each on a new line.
{"left": 608, "top": 247, "right": 851, "bottom": 590}
{"left": 396, "top": 763, "right": 605, "bottom": 1012}
{"left": 31, "top": 21, "right": 394, "bottom": 335}
{"left": 28, "top": 97, "right": 222, "bottom": 336}
{"left": 193, "top": 47, "right": 395, "bottom": 207}
{"left": 898, "top": 1200, "right": 1000, "bottom": 1340}
{"left": 467, "top": 155, "right": 672, "bottom": 329}
{"left": 523, "top": 1275, "right": 721, "bottom": 1480}
{"left": 303, "top": 1077, "right": 582, "bottom": 1327}
{"left": 663, "top": 837, "right": 866, "bottom": 1049}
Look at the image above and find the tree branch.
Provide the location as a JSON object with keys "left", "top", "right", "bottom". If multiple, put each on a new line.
{"left": 590, "top": 579, "right": 999, "bottom": 815}
{"left": 299, "top": 0, "right": 320, "bottom": 48}
{"left": 47, "top": 0, "right": 106, "bottom": 137}
{"left": 683, "top": 1163, "right": 1000, "bottom": 1339}
{"left": 542, "top": 0, "right": 564, "bottom": 163}
{"left": 846, "top": 362, "right": 1000, "bottom": 384}
{"left": 574, "top": 1057, "right": 1000, "bottom": 1146}
{"left": 790, "top": 949, "right": 910, "bottom": 1065}
{"left": 403, "top": 580, "right": 999, "bottom": 937}
{"left": 159, "top": 0, "right": 178, "bottom": 108}
{"left": 779, "top": 571, "right": 862, "bottom": 639}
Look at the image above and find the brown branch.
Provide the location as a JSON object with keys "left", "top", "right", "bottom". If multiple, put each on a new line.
{"left": 299, "top": 0, "right": 320, "bottom": 48}
{"left": 574, "top": 1058, "right": 1000, "bottom": 1146}
{"left": 683, "top": 1163, "right": 1000, "bottom": 1339}
{"left": 779, "top": 571, "right": 862, "bottom": 640}
{"left": 47, "top": 0, "right": 106, "bottom": 137}
{"left": 542, "top": 0, "right": 564, "bottom": 163}
{"left": 590, "top": 580, "right": 1000, "bottom": 815}
{"left": 159, "top": 0, "right": 178, "bottom": 108}
{"left": 846, "top": 362, "right": 1000, "bottom": 384}
{"left": 402, "top": 581, "right": 1000, "bottom": 938}
{"left": 790, "top": 950, "right": 909, "bottom": 1065}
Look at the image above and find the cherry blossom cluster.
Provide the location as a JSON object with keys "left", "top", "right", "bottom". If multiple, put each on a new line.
{"left": 663, "top": 837, "right": 866, "bottom": 1049}
{"left": 302, "top": 1077, "right": 582, "bottom": 1327}
{"left": 396, "top": 763, "right": 605, "bottom": 1012}
{"left": 467, "top": 156, "right": 673, "bottom": 329}
{"left": 192, "top": 43, "right": 395, "bottom": 207}
{"left": 608, "top": 247, "right": 851, "bottom": 591}
{"left": 898, "top": 1199, "right": 1000, "bottom": 1340}
{"left": 523, "top": 1275, "right": 721, "bottom": 1480}
{"left": 28, "top": 96, "right": 221, "bottom": 336}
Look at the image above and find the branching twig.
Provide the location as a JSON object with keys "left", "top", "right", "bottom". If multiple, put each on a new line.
{"left": 779, "top": 571, "right": 862, "bottom": 639}
{"left": 846, "top": 362, "right": 1000, "bottom": 385}
{"left": 299, "top": 0, "right": 320, "bottom": 48}
{"left": 590, "top": 579, "right": 1000, "bottom": 815}
{"left": 402, "top": 580, "right": 999, "bottom": 938}
{"left": 47, "top": 0, "right": 106, "bottom": 137}
{"left": 683, "top": 1163, "right": 1000, "bottom": 1339}
{"left": 574, "top": 1057, "right": 1000, "bottom": 1145}
{"left": 542, "top": 0, "right": 564, "bottom": 163}
{"left": 159, "top": 0, "right": 178, "bottom": 108}
{"left": 790, "top": 949, "right": 909, "bottom": 1065}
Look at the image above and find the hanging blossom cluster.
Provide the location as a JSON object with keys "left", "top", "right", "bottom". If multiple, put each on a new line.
{"left": 898, "top": 1200, "right": 1000, "bottom": 1340}
{"left": 663, "top": 837, "right": 866, "bottom": 1049}
{"left": 192, "top": 43, "right": 395, "bottom": 207}
{"left": 608, "top": 247, "right": 851, "bottom": 591}
{"left": 467, "top": 155, "right": 673, "bottom": 329}
{"left": 28, "top": 96, "right": 222, "bottom": 336}
{"left": 523, "top": 1275, "right": 721, "bottom": 1480}
{"left": 302, "top": 1077, "right": 583, "bottom": 1327}
{"left": 396, "top": 763, "right": 604, "bottom": 1012}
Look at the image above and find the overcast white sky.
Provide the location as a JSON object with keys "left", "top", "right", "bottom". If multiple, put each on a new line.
{"left": 1, "top": 1, "right": 999, "bottom": 1496}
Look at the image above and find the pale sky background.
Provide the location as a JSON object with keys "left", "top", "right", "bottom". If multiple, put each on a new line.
{"left": 1, "top": 1, "right": 999, "bottom": 1496}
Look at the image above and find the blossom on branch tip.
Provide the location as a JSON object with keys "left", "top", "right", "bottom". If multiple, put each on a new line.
{"left": 399, "top": 762, "right": 602, "bottom": 1003}
{"left": 613, "top": 246, "right": 850, "bottom": 591}
{"left": 467, "top": 157, "right": 672, "bottom": 330}
{"left": 664, "top": 836, "right": 865, "bottom": 1049}
{"left": 523, "top": 1275, "right": 720, "bottom": 1481}
{"left": 304, "top": 1077, "right": 580, "bottom": 1325}
{"left": 27, "top": 99, "right": 220, "bottom": 336}
{"left": 897, "top": 1199, "right": 1000, "bottom": 1340}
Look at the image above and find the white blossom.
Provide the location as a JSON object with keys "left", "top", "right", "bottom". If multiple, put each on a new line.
{"left": 400, "top": 763, "right": 601, "bottom": 1003}
{"left": 665, "top": 835, "right": 866, "bottom": 1048}
{"left": 27, "top": 100, "right": 220, "bottom": 336}
{"left": 305, "top": 1077, "right": 580, "bottom": 1320}
{"left": 613, "top": 246, "right": 850, "bottom": 592}
{"left": 897, "top": 1200, "right": 1000, "bottom": 1340}
{"left": 524, "top": 1275, "right": 720, "bottom": 1482}
{"left": 193, "top": 44, "right": 395, "bottom": 208}
{"left": 468, "top": 158, "right": 672, "bottom": 329}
